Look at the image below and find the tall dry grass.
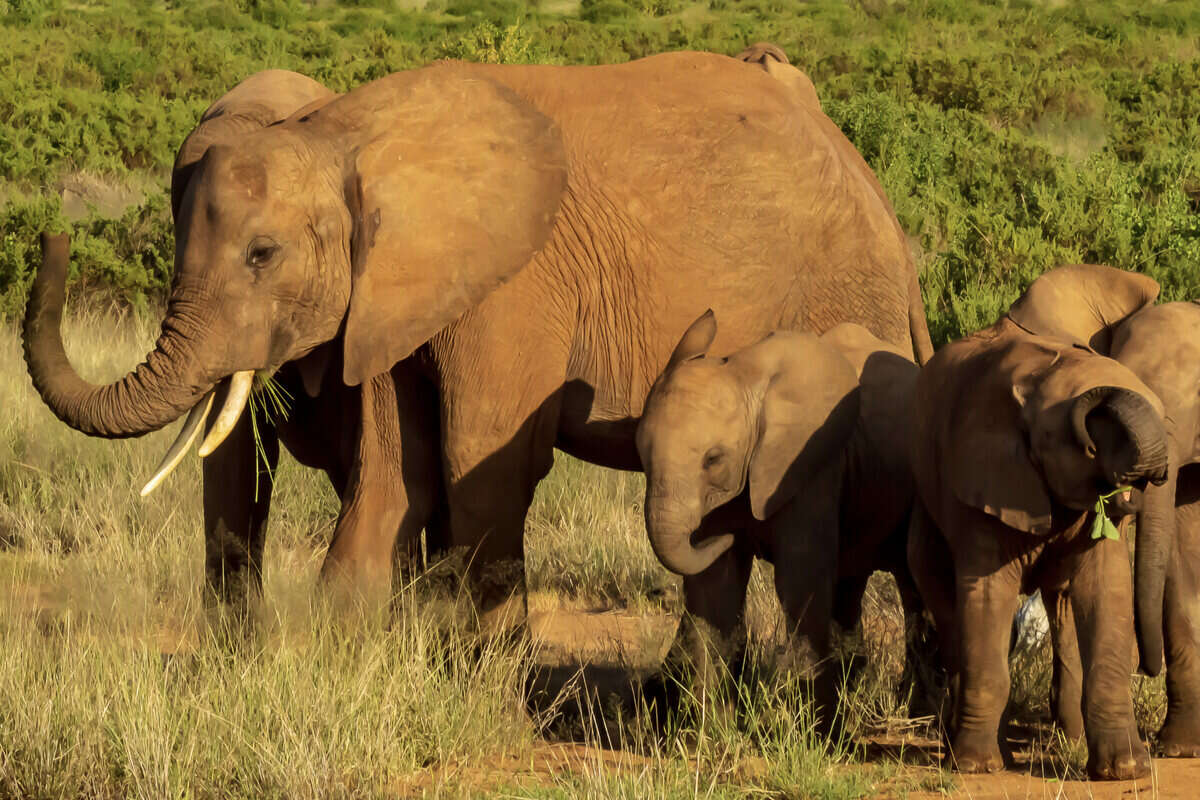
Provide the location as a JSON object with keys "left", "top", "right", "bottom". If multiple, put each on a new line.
{"left": 0, "top": 311, "right": 895, "bottom": 798}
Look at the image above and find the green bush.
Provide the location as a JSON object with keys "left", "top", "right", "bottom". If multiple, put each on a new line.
{"left": 0, "top": 0, "right": 1196, "bottom": 343}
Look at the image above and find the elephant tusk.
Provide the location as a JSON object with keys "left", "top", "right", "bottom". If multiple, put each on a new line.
{"left": 139, "top": 390, "right": 216, "bottom": 497}
{"left": 197, "top": 370, "right": 255, "bottom": 457}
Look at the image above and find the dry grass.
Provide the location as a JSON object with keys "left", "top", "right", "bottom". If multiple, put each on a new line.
{"left": 1, "top": 311, "right": 1174, "bottom": 797}
{"left": 0, "top": 311, "right": 908, "bottom": 798}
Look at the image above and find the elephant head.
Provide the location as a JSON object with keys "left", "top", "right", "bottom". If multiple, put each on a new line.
{"left": 635, "top": 311, "right": 860, "bottom": 575}
{"left": 24, "top": 66, "right": 569, "bottom": 491}
{"left": 930, "top": 262, "right": 1171, "bottom": 674}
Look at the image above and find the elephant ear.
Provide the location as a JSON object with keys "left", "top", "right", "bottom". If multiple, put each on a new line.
{"left": 1007, "top": 264, "right": 1159, "bottom": 354}
{"left": 341, "top": 70, "right": 568, "bottom": 386}
{"left": 665, "top": 310, "right": 718, "bottom": 371}
{"left": 748, "top": 336, "right": 860, "bottom": 520}
{"left": 947, "top": 378, "right": 1053, "bottom": 535}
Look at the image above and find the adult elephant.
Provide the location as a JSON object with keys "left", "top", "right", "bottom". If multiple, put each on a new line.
{"left": 24, "top": 49, "right": 932, "bottom": 630}
{"left": 31, "top": 69, "right": 445, "bottom": 606}
{"left": 1010, "top": 286, "right": 1200, "bottom": 756}
{"left": 908, "top": 264, "right": 1170, "bottom": 780}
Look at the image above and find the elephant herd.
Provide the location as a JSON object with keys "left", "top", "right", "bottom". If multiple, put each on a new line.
{"left": 19, "top": 41, "right": 1200, "bottom": 783}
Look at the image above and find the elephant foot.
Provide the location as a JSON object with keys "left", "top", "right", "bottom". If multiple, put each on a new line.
{"left": 1086, "top": 730, "right": 1151, "bottom": 780}
{"left": 1052, "top": 710, "right": 1085, "bottom": 743}
{"left": 948, "top": 731, "right": 1005, "bottom": 774}
{"left": 1158, "top": 715, "right": 1200, "bottom": 758}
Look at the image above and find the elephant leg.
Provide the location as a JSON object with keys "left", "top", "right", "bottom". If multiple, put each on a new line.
{"left": 832, "top": 574, "right": 870, "bottom": 633}
{"left": 437, "top": 334, "right": 568, "bottom": 636}
{"left": 1040, "top": 584, "right": 1084, "bottom": 741}
{"left": 771, "top": 489, "right": 840, "bottom": 731}
{"left": 905, "top": 503, "right": 957, "bottom": 730}
{"left": 1161, "top": 465, "right": 1200, "bottom": 756}
{"left": 202, "top": 380, "right": 278, "bottom": 610}
{"left": 1067, "top": 535, "right": 1151, "bottom": 780}
{"left": 950, "top": 533, "right": 1022, "bottom": 774}
{"left": 321, "top": 364, "right": 443, "bottom": 602}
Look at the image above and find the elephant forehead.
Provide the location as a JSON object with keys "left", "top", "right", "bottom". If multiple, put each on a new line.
{"left": 1032, "top": 348, "right": 1159, "bottom": 410}
{"left": 645, "top": 367, "right": 745, "bottom": 429}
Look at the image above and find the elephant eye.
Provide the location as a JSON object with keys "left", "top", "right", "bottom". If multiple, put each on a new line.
{"left": 703, "top": 448, "right": 724, "bottom": 470}
{"left": 246, "top": 237, "right": 279, "bottom": 269}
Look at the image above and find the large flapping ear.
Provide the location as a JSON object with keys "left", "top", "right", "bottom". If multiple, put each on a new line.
{"left": 946, "top": 372, "right": 1054, "bottom": 534}
{"left": 665, "top": 310, "right": 718, "bottom": 371}
{"left": 341, "top": 70, "right": 568, "bottom": 386}
{"left": 1007, "top": 264, "right": 1160, "bottom": 354}
{"left": 748, "top": 337, "right": 860, "bottom": 520}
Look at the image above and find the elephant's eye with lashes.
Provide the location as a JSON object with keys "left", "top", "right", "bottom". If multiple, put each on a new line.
{"left": 703, "top": 448, "right": 725, "bottom": 470}
{"left": 246, "top": 237, "right": 279, "bottom": 269}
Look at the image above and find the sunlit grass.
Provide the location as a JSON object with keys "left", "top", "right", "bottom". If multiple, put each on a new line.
{"left": 0, "top": 313, "right": 895, "bottom": 798}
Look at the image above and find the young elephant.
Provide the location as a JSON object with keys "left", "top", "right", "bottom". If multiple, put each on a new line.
{"left": 1112, "top": 300, "right": 1200, "bottom": 755}
{"left": 909, "top": 264, "right": 1170, "bottom": 780}
{"left": 1014, "top": 286, "right": 1200, "bottom": 756}
{"left": 636, "top": 313, "right": 923, "bottom": 722}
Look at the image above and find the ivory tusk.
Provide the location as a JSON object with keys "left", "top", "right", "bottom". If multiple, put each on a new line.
{"left": 139, "top": 391, "right": 215, "bottom": 497}
{"left": 197, "top": 370, "right": 255, "bottom": 457}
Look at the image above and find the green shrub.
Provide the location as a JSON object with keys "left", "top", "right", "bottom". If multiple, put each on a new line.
{"left": 0, "top": 0, "right": 1196, "bottom": 341}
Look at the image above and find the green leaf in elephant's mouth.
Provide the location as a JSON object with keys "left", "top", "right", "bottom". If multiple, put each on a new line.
{"left": 1091, "top": 486, "right": 1132, "bottom": 541}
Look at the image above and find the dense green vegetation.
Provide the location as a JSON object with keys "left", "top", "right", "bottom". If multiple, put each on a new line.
{"left": 1, "top": 0, "right": 1198, "bottom": 337}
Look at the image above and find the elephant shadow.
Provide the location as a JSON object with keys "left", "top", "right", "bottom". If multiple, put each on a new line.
{"left": 524, "top": 661, "right": 658, "bottom": 751}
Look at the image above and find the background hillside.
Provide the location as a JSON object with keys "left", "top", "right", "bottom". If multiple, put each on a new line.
{"left": 1, "top": 0, "right": 1198, "bottom": 340}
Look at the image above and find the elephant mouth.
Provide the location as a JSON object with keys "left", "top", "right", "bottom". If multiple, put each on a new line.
{"left": 1107, "top": 488, "right": 1139, "bottom": 516}
{"left": 1100, "top": 479, "right": 1148, "bottom": 516}
{"left": 139, "top": 370, "right": 257, "bottom": 496}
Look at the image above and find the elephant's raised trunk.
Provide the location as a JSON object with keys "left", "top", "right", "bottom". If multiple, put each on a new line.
{"left": 23, "top": 233, "right": 213, "bottom": 439}
{"left": 644, "top": 495, "right": 733, "bottom": 576}
{"left": 1072, "top": 386, "right": 1170, "bottom": 676}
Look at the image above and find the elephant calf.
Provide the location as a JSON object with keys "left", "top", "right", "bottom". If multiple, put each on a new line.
{"left": 1010, "top": 282, "right": 1200, "bottom": 757}
{"left": 635, "top": 312, "right": 925, "bottom": 725}
{"left": 908, "top": 263, "right": 1170, "bottom": 780}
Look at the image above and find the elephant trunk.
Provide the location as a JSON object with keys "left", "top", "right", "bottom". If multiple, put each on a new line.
{"left": 23, "top": 233, "right": 214, "bottom": 439}
{"left": 644, "top": 494, "right": 733, "bottom": 576}
{"left": 1135, "top": 464, "right": 1177, "bottom": 676}
{"left": 1072, "top": 386, "right": 1171, "bottom": 676}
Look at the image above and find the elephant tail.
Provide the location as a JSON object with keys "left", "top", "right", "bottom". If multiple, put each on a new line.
{"left": 908, "top": 260, "right": 934, "bottom": 365}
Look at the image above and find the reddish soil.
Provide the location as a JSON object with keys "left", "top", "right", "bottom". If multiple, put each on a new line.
{"left": 904, "top": 759, "right": 1200, "bottom": 800}
{"left": 529, "top": 600, "right": 1197, "bottom": 799}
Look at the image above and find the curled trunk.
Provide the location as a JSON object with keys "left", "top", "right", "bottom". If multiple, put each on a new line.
{"left": 23, "top": 233, "right": 211, "bottom": 438}
{"left": 644, "top": 495, "right": 733, "bottom": 576}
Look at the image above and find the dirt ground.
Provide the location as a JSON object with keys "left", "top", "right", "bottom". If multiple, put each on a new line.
{"left": 903, "top": 760, "right": 1200, "bottom": 800}
{"left": 525, "top": 599, "right": 1196, "bottom": 799}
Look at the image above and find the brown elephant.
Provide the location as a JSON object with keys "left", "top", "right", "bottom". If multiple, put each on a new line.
{"left": 1113, "top": 300, "right": 1200, "bottom": 756}
{"left": 27, "top": 69, "right": 448, "bottom": 607}
{"left": 635, "top": 314, "right": 926, "bottom": 723}
{"left": 1010, "top": 287, "right": 1200, "bottom": 757}
{"left": 24, "top": 49, "right": 932, "bottom": 632}
{"left": 908, "top": 264, "right": 1170, "bottom": 780}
